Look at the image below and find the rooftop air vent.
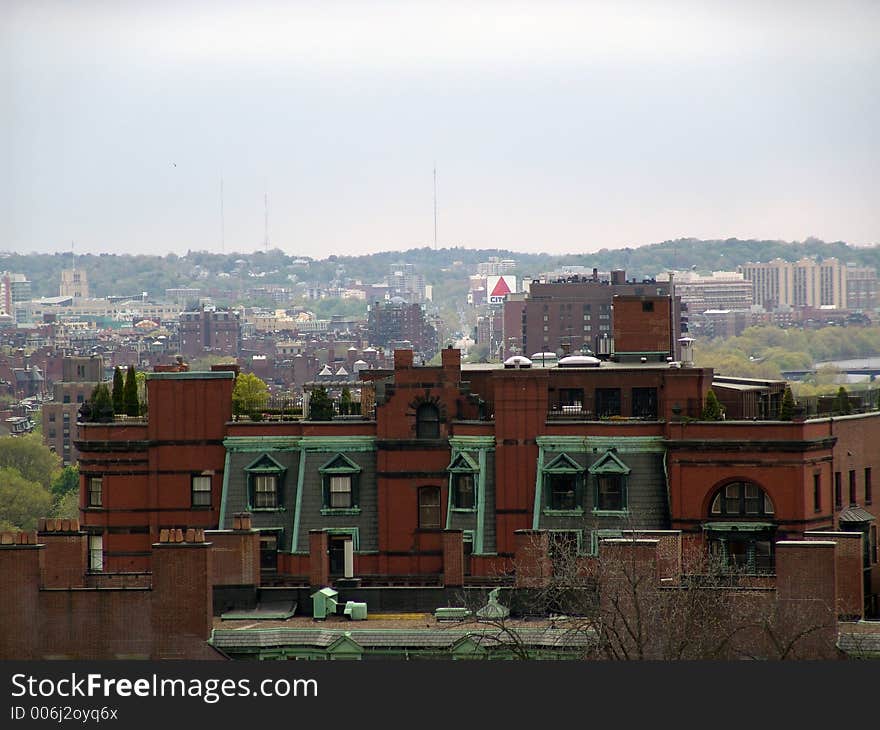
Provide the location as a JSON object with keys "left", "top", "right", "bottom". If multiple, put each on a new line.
{"left": 558, "top": 355, "right": 601, "bottom": 368}
{"left": 503, "top": 355, "right": 532, "bottom": 369}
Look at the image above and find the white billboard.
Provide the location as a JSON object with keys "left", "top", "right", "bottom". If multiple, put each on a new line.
{"left": 487, "top": 275, "right": 516, "bottom": 304}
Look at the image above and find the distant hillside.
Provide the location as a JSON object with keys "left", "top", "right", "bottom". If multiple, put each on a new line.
{"left": 3, "top": 237, "right": 877, "bottom": 302}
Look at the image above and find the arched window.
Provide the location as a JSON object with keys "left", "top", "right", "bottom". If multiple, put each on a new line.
{"left": 710, "top": 481, "right": 774, "bottom": 517}
{"left": 418, "top": 486, "right": 442, "bottom": 529}
{"left": 416, "top": 403, "right": 440, "bottom": 439}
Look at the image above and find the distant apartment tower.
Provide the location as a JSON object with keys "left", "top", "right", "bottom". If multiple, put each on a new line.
{"left": 740, "top": 257, "right": 847, "bottom": 310}
{"left": 0, "top": 272, "right": 31, "bottom": 317}
{"left": 514, "top": 271, "right": 682, "bottom": 359}
{"left": 846, "top": 265, "right": 878, "bottom": 311}
{"left": 661, "top": 271, "right": 754, "bottom": 314}
{"left": 42, "top": 356, "right": 105, "bottom": 466}
{"left": 179, "top": 307, "right": 242, "bottom": 358}
{"left": 367, "top": 298, "right": 437, "bottom": 359}
{"left": 60, "top": 268, "right": 89, "bottom": 298}
{"left": 387, "top": 263, "right": 426, "bottom": 303}
{"left": 165, "top": 288, "right": 202, "bottom": 308}
{"left": 477, "top": 257, "right": 517, "bottom": 277}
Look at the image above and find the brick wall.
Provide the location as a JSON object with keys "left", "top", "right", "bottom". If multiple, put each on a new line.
{"left": 804, "top": 531, "right": 864, "bottom": 620}
{"left": 442, "top": 530, "right": 464, "bottom": 587}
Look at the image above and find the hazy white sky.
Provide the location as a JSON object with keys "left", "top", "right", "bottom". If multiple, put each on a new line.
{"left": 2, "top": 1, "right": 879, "bottom": 258}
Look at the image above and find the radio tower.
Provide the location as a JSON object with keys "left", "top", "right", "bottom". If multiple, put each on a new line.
{"left": 264, "top": 190, "right": 270, "bottom": 252}
{"left": 433, "top": 165, "right": 437, "bottom": 251}
{"left": 220, "top": 177, "right": 225, "bottom": 253}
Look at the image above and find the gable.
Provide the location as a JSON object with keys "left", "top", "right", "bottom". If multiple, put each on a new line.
{"left": 244, "top": 453, "right": 286, "bottom": 473}
{"left": 588, "top": 450, "right": 631, "bottom": 476}
{"left": 447, "top": 452, "right": 479, "bottom": 472}
{"left": 319, "top": 453, "right": 362, "bottom": 474}
{"left": 543, "top": 453, "right": 583, "bottom": 473}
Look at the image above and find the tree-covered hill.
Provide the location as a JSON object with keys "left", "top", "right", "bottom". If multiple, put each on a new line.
{"left": 3, "top": 237, "right": 877, "bottom": 303}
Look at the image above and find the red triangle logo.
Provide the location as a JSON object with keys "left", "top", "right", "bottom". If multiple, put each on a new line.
{"left": 490, "top": 277, "right": 511, "bottom": 298}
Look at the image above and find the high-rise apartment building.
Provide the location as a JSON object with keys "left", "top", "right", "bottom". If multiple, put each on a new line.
{"left": 510, "top": 271, "right": 683, "bottom": 360}
{"left": 846, "top": 265, "right": 878, "bottom": 312}
{"left": 0, "top": 272, "right": 31, "bottom": 317}
{"left": 658, "top": 271, "right": 753, "bottom": 314}
{"left": 179, "top": 307, "right": 242, "bottom": 358}
{"left": 42, "top": 356, "right": 105, "bottom": 466}
{"left": 739, "top": 258, "right": 848, "bottom": 310}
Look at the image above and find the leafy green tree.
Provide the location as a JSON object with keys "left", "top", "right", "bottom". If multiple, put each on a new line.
{"left": 0, "top": 467, "right": 52, "bottom": 531}
{"left": 834, "top": 386, "right": 852, "bottom": 415}
{"left": 232, "top": 373, "right": 269, "bottom": 416}
{"left": 0, "top": 433, "right": 61, "bottom": 491}
{"left": 111, "top": 366, "right": 125, "bottom": 414}
{"left": 53, "top": 489, "right": 80, "bottom": 520}
{"left": 124, "top": 365, "right": 139, "bottom": 416}
{"left": 308, "top": 387, "right": 335, "bottom": 421}
{"left": 779, "top": 386, "right": 795, "bottom": 421}
{"left": 701, "top": 389, "right": 724, "bottom": 420}
{"left": 50, "top": 465, "right": 79, "bottom": 501}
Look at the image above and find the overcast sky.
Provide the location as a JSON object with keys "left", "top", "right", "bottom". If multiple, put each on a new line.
{"left": 2, "top": 1, "right": 879, "bottom": 258}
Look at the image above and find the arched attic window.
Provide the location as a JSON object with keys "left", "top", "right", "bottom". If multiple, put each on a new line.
{"left": 416, "top": 402, "right": 440, "bottom": 439}
{"left": 709, "top": 481, "right": 775, "bottom": 517}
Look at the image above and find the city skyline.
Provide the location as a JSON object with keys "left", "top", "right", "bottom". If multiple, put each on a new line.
{"left": 3, "top": 1, "right": 879, "bottom": 258}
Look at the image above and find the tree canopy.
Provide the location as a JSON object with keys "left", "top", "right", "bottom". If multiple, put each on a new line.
{"left": 0, "top": 467, "right": 53, "bottom": 531}
{"left": 0, "top": 433, "right": 61, "bottom": 491}
{"left": 232, "top": 373, "right": 269, "bottom": 416}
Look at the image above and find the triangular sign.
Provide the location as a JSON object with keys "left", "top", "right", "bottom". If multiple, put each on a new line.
{"left": 490, "top": 277, "right": 511, "bottom": 298}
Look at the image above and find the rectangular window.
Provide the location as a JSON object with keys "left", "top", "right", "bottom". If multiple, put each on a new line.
{"left": 813, "top": 473, "right": 821, "bottom": 512}
{"left": 254, "top": 474, "right": 278, "bottom": 508}
{"left": 866, "top": 467, "right": 873, "bottom": 505}
{"left": 835, "top": 472, "right": 842, "bottom": 509}
{"left": 595, "top": 388, "right": 621, "bottom": 417}
{"left": 330, "top": 475, "right": 352, "bottom": 508}
{"left": 88, "top": 477, "right": 102, "bottom": 507}
{"left": 418, "top": 487, "right": 441, "bottom": 529}
{"left": 558, "top": 388, "right": 584, "bottom": 410}
{"left": 642, "top": 301, "right": 654, "bottom": 312}
{"left": 596, "top": 475, "right": 625, "bottom": 511}
{"left": 849, "top": 470, "right": 857, "bottom": 505}
{"left": 88, "top": 535, "right": 103, "bottom": 572}
{"left": 452, "top": 473, "right": 475, "bottom": 509}
{"left": 548, "top": 474, "right": 578, "bottom": 510}
{"left": 191, "top": 475, "right": 211, "bottom": 507}
{"left": 631, "top": 388, "right": 658, "bottom": 419}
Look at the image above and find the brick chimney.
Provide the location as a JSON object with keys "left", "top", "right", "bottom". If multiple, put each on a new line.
{"left": 37, "top": 518, "right": 86, "bottom": 589}
{"left": 394, "top": 349, "right": 414, "bottom": 369}
{"left": 0, "top": 531, "right": 42, "bottom": 659}
{"left": 151, "top": 528, "right": 213, "bottom": 658}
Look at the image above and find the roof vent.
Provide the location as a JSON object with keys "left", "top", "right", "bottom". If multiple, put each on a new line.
{"left": 503, "top": 355, "right": 532, "bottom": 369}
{"left": 558, "top": 355, "right": 601, "bottom": 368}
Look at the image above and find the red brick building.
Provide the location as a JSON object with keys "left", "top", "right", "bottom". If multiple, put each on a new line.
{"left": 75, "top": 317, "right": 880, "bottom": 616}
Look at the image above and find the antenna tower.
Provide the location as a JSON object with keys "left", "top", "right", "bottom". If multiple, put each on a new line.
{"left": 220, "top": 177, "right": 225, "bottom": 253}
{"left": 264, "top": 190, "right": 270, "bottom": 252}
{"left": 433, "top": 165, "right": 437, "bottom": 251}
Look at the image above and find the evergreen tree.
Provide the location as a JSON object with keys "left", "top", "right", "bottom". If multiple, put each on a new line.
{"left": 834, "top": 386, "right": 852, "bottom": 415}
{"left": 339, "top": 386, "right": 352, "bottom": 416}
{"left": 308, "top": 387, "right": 335, "bottom": 421}
{"left": 779, "top": 386, "right": 795, "bottom": 420}
{"left": 111, "top": 367, "right": 125, "bottom": 414}
{"left": 701, "top": 389, "right": 724, "bottom": 420}
{"left": 124, "top": 365, "right": 139, "bottom": 416}
{"left": 89, "top": 383, "right": 114, "bottom": 422}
